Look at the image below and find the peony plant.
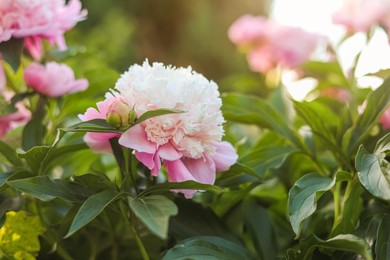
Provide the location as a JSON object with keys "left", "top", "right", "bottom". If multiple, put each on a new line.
{"left": 0, "top": 0, "right": 390, "bottom": 259}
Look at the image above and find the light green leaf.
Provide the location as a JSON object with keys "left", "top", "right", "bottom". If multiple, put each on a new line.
{"left": 138, "top": 180, "right": 223, "bottom": 197}
{"left": 0, "top": 211, "right": 45, "bottom": 259}
{"left": 376, "top": 215, "right": 390, "bottom": 260}
{"left": 374, "top": 133, "right": 390, "bottom": 154}
{"left": 129, "top": 195, "right": 178, "bottom": 239}
{"left": 22, "top": 97, "right": 46, "bottom": 151}
{"left": 288, "top": 173, "right": 335, "bottom": 236}
{"left": 162, "top": 236, "right": 251, "bottom": 260}
{"left": 356, "top": 145, "right": 390, "bottom": 201}
{"left": 7, "top": 176, "right": 93, "bottom": 202}
{"left": 65, "top": 190, "right": 123, "bottom": 238}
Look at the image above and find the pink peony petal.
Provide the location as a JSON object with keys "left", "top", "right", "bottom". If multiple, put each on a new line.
{"left": 119, "top": 124, "right": 156, "bottom": 154}
{"left": 210, "top": 141, "right": 238, "bottom": 172}
{"left": 158, "top": 142, "right": 182, "bottom": 161}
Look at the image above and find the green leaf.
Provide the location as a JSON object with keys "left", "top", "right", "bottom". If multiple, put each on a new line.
{"left": 65, "top": 190, "right": 123, "bottom": 238}
{"left": 343, "top": 78, "right": 390, "bottom": 155}
{"left": 355, "top": 145, "right": 390, "bottom": 201}
{"left": 138, "top": 180, "right": 223, "bottom": 197}
{"left": 288, "top": 173, "right": 335, "bottom": 236}
{"left": 17, "top": 146, "right": 50, "bottom": 174}
{"left": 7, "top": 176, "right": 93, "bottom": 202}
{"left": 73, "top": 173, "right": 117, "bottom": 193}
{"left": 129, "top": 195, "right": 178, "bottom": 239}
{"left": 376, "top": 215, "right": 390, "bottom": 260}
{"left": 22, "top": 98, "right": 46, "bottom": 151}
{"left": 243, "top": 197, "right": 277, "bottom": 260}
{"left": 134, "top": 108, "right": 184, "bottom": 126}
{"left": 63, "top": 119, "right": 121, "bottom": 133}
{"left": 0, "top": 38, "right": 24, "bottom": 71}
{"left": 293, "top": 234, "right": 372, "bottom": 260}
{"left": 222, "top": 93, "right": 304, "bottom": 150}
{"left": 331, "top": 182, "right": 363, "bottom": 236}
{"left": 162, "top": 236, "right": 252, "bottom": 260}
{"left": 0, "top": 211, "right": 45, "bottom": 259}
{"left": 374, "top": 133, "right": 390, "bottom": 154}
{"left": 301, "top": 61, "right": 349, "bottom": 88}
{"left": 0, "top": 141, "right": 23, "bottom": 167}
{"left": 239, "top": 145, "right": 295, "bottom": 177}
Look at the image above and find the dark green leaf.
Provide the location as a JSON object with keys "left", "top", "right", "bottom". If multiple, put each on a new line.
{"left": 239, "top": 145, "right": 295, "bottom": 177}
{"left": 138, "top": 180, "right": 223, "bottom": 197}
{"left": 222, "top": 93, "right": 304, "bottom": 150}
{"left": 331, "top": 182, "right": 363, "bottom": 236}
{"left": 64, "top": 190, "right": 123, "bottom": 238}
{"left": 129, "top": 195, "right": 178, "bottom": 239}
{"left": 7, "top": 176, "right": 93, "bottom": 202}
{"left": 0, "top": 141, "right": 23, "bottom": 167}
{"left": 356, "top": 145, "right": 390, "bottom": 201}
{"left": 376, "top": 215, "right": 390, "bottom": 260}
{"left": 134, "top": 108, "right": 184, "bottom": 126}
{"left": 22, "top": 98, "right": 46, "bottom": 151}
{"left": 0, "top": 38, "right": 24, "bottom": 71}
{"left": 288, "top": 173, "right": 335, "bottom": 236}
{"left": 294, "top": 234, "right": 372, "bottom": 260}
{"left": 243, "top": 197, "right": 277, "bottom": 260}
{"left": 0, "top": 172, "right": 14, "bottom": 189}
{"left": 343, "top": 78, "right": 390, "bottom": 155}
{"left": 63, "top": 119, "right": 121, "bottom": 133}
{"left": 73, "top": 173, "right": 117, "bottom": 192}
{"left": 17, "top": 146, "right": 50, "bottom": 174}
{"left": 162, "top": 236, "right": 252, "bottom": 260}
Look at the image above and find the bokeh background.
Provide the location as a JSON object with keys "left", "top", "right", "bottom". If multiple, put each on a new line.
{"left": 67, "top": 0, "right": 270, "bottom": 93}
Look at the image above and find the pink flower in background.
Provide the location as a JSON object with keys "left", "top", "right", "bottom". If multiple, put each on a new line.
{"left": 0, "top": 103, "right": 30, "bottom": 138}
{"left": 24, "top": 62, "right": 88, "bottom": 97}
{"left": 228, "top": 15, "right": 267, "bottom": 46}
{"left": 228, "top": 15, "right": 320, "bottom": 74}
{"left": 79, "top": 97, "right": 121, "bottom": 154}
{"left": 82, "top": 61, "right": 237, "bottom": 198}
{"left": 332, "top": 0, "right": 390, "bottom": 33}
{"left": 0, "top": 0, "right": 87, "bottom": 60}
{"left": 379, "top": 108, "right": 390, "bottom": 130}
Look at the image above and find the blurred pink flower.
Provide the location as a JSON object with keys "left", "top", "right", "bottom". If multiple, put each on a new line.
{"left": 78, "top": 97, "right": 121, "bottom": 154}
{"left": 228, "top": 15, "right": 267, "bottom": 46}
{"left": 0, "top": 87, "right": 31, "bottom": 138}
{"left": 228, "top": 15, "right": 320, "bottom": 73}
{"left": 24, "top": 62, "right": 88, "bottom": 97}
{"left": 110, "top": 61, "right": 237, "bottom": 198}
{"left": 0, "top": 0, "right": 87, "bottom": 60}
{"left": 379, "top": 108, "right": 390, "bottom": 130}
{"left": 332, "top": 0, "right": 390, "bottom": 33}
{"left": 320, "top": 88, "right": 351, "bottom": 102}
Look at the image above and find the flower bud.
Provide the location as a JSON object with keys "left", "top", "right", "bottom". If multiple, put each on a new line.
{"left": 106, "top": 97, "right": 133, "bottom": 129}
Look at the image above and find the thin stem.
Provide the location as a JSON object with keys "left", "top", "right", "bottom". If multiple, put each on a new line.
{"left": 332, "top": 181, "right": 341, "bottom": 226}
{"left": 120, "top": 203, "right": 149, "bottom": 260}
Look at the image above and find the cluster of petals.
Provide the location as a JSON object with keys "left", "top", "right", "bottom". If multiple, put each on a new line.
{"left": 332, "top": 0, "right": 390, "bottom": 33}
{"left": 24, "top": 62, "right": 88, "bottom": 97}
{"left": 228, "top": 15, "right": 320, "bottom": 73}
{"left": 0, "top": 0, "right": 87, "bottom": 60}
{"left": 80, "top": 61, "right": 238, "bottom": 198}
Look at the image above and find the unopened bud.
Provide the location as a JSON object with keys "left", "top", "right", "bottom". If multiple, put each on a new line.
{"left": 106, "top": 97, "right": 133, "bottom": 129}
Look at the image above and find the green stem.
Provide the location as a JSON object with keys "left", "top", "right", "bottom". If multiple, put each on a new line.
{"left": 120, "top": 203, "right": 149, "bottom": 260}
{"left": 332, "top": 181, "right": 341, "bottom": 225}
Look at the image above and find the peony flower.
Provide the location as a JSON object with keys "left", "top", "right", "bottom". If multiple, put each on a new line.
{"left": 0, "top": 0, "right": 87, "bottom": 60}
{"left": 228, "top": 15, "right": 320, "bottom": 74}
{"left": 78, "top": 97, "right": 121, "bottom": 154}
{"left": 82, "top": 61, "right": 238, "bottom": 198}
{"left": 379, "top": 107, "right": 390, "bottom": 130}
{"left": 106, "top": 97, "right": 134, "bottom": 129}
{"left": 228, "top": 15, "right": 267, "bottom": 46}
{"left": 24, "top": 62, "right": 88, "bottom": 97}
{"left": 332, "top": 0, "right": 390, "bottom": 33}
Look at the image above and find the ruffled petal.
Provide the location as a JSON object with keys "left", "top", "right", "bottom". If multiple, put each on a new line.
{"left": 210, "top": 141, "right": 238, "bottom": 172}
